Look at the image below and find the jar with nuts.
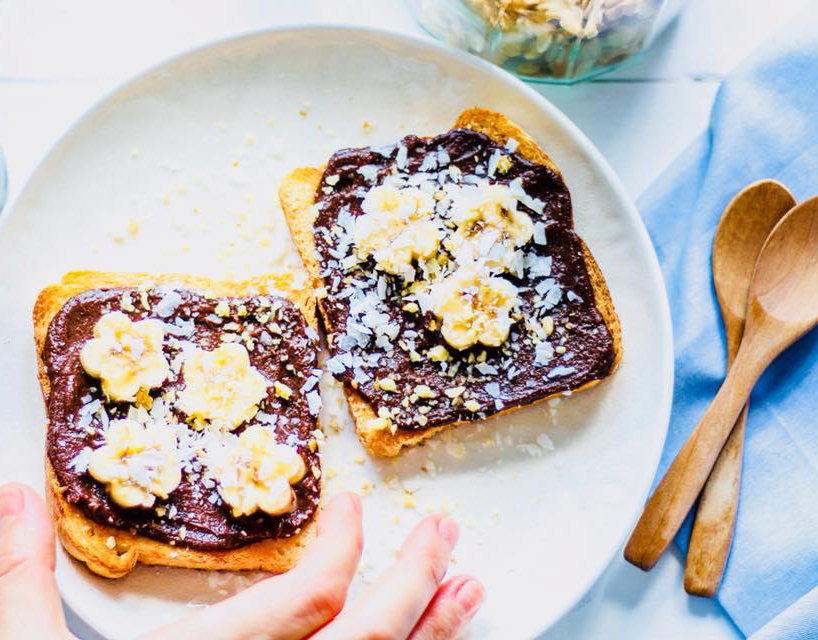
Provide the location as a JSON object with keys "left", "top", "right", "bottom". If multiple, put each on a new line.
{"left": 407, "top": 0, "right": 685, "bottom": 84}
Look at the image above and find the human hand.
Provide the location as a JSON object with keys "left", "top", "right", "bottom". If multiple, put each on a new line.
{"left": 0, "top": 483, "right": 484, "bottom": 639}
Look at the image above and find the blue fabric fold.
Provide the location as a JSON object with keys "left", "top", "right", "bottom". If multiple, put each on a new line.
{"left": 637, "top": 9, "right": 818, "bottom": 638}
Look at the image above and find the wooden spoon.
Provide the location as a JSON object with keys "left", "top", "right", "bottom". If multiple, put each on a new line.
{"left": 684, "top": 181, "right": 794, "bottom": 596}
{"left": 624, "top": 194, "right": 818, "bottom": 571}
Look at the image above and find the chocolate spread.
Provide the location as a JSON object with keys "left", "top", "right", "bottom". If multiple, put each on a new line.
{"left": 43, "top": 288, "right": 320, "bottom": 551}
{"left": 313, "top": 129, "right": 615, "bottom": 431}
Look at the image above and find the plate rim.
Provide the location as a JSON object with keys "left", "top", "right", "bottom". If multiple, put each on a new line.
{"left": 3, "top": 23, "right": 674, "bottom": 639}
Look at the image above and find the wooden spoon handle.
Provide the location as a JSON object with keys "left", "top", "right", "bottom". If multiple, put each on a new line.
{"left": 683, "top": 402, "right": 747, "bottom": 596}
{"left": 624, "top": 359, "right": 759, "bottom": 570}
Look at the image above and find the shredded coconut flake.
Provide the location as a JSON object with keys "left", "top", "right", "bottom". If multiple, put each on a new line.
{"left": 154, "top": 289, "right": 183, "bottom": 318}
{"left": 396, "top": 145, "right": 408, "bottom": 170}
{"left": 533, "top": 222, "right": 547, "bottom": 245}
{"left": 69, "top": 447, "right": 92, "bottom": 473}
{"left": 306, "top": 391, "right": 322, "bottom": 416}
{"left": 357, "top": 165, "right": 379, "bottom": 182}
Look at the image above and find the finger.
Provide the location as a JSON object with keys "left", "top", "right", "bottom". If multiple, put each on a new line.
{"left": 0, "top": 483, "right": 72, "bottom": 640}
{"left": 316, "top": 514, "right": 459, "bottom": 640}
{"left": 408, "top": 575, "right": 485, "bottom": 640}
{"left": 148, "top": 492, "right": 363, "bottom": 640}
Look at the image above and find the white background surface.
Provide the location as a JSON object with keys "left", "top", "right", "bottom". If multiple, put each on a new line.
{"left": 0, "top": 0, "right": 807, "bottom": 638}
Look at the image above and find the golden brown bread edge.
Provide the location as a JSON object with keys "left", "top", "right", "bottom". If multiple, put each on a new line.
{"left": 33, "top": 271, "right": 319, "bottom": 578}
{"left": 279, "top": 107, "right": 623, "bottom": 457}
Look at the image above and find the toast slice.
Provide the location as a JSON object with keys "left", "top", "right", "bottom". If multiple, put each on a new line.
{"left": 280, "top": 108, "right": 622, "bottom": 457}
{"left": 34, "top": 271, "right": 321, "bottom": 578}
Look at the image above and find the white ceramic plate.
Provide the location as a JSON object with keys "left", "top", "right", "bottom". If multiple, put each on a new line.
{"left": 0, "top": 26, "right": 672, "bottom": 639}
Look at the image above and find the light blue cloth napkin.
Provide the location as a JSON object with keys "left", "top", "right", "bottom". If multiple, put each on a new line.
{"left": 637, "top": 9, "right": 818, "bottom": 639}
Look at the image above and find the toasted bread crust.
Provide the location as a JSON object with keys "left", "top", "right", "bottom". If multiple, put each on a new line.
{"left": 34, "top": 271, "right": 318, "bottom": 578}
{"left": 279, "top": 107, "right": 622, "bottom": 457}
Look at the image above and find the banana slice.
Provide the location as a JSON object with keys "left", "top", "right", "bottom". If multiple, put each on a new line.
{"left": 80, "top": 311, "right": 170, "bottom": 402}
{"left": 88, "top": 418, "right": 181, "bottom": 509}
{"left": 446, "top": 182, "right": 533, "bottom": 274}
{"left": 177, "top": 343, "right": 270, "bottom": 431}
{"left": 373, "top": 218, "right": 441, "bottom": 277}
{"left": 353, "top": 184, "right": 441, "bottom": 279}
{"left": 429, "top": 264, "right": 520, "bottom": 350}
{"left": 207, "top": 425, "right": 307, "bottom": 518}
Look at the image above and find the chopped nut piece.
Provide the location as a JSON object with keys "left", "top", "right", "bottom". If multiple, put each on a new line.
{"left": 214, "top": 301, "right": 231, "bottom": 317}
{"left": 120, "top": 292, "right": 135, "bottom": 313}
{"left": 496, "top": 154, "right": 512, "bottom": 173}
{"left": 464, "top": 399, "right": 481, "bottom": 412}
{"left": 135, "top": 388, "right": 153, "bottom": 410}
{"left": 274, "top": 381, "right": 293, "bottom": 400}
{"left": 376, "top": 377, "right": 397, "bottom": 392}
{"left": 428, "top": 345, "right": 450, "bottom": 362}
{"left": 542, "top": 316, "right": 555, "bottom": 336}
{"left": 414, "top": 385, "right": 436, "bottom": 399}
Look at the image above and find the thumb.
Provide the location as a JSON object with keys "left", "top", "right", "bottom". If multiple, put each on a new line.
{"left": 0, "top": 483, "right": 72, "bottom": 639}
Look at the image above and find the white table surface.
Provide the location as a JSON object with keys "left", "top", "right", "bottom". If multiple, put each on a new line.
{"left": 0, "top": 1, "right": 807, "bottom": 638}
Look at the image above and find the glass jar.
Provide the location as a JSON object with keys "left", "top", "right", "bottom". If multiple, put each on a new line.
{"left": 407, "top": 0, "right": 685, "bottom": 84}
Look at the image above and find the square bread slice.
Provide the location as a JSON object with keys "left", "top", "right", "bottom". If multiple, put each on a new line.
{"left": 34, "top": 271, "right": 322, "bottom": 578}
{"left": 280, "top": 108, "right": 622, "bottom": 457}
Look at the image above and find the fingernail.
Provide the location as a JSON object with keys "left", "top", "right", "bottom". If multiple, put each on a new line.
{"left": 347, "top": 492, "right": 362, "bottom": 515}
{"left": 0, "top": 484, "right": 24, "bottom": 521}
{"left": 437, "top": 516, "right": 459, "bottom": 547}
{"left": 456, "top": 579, "right": 485, "bottom": 616}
